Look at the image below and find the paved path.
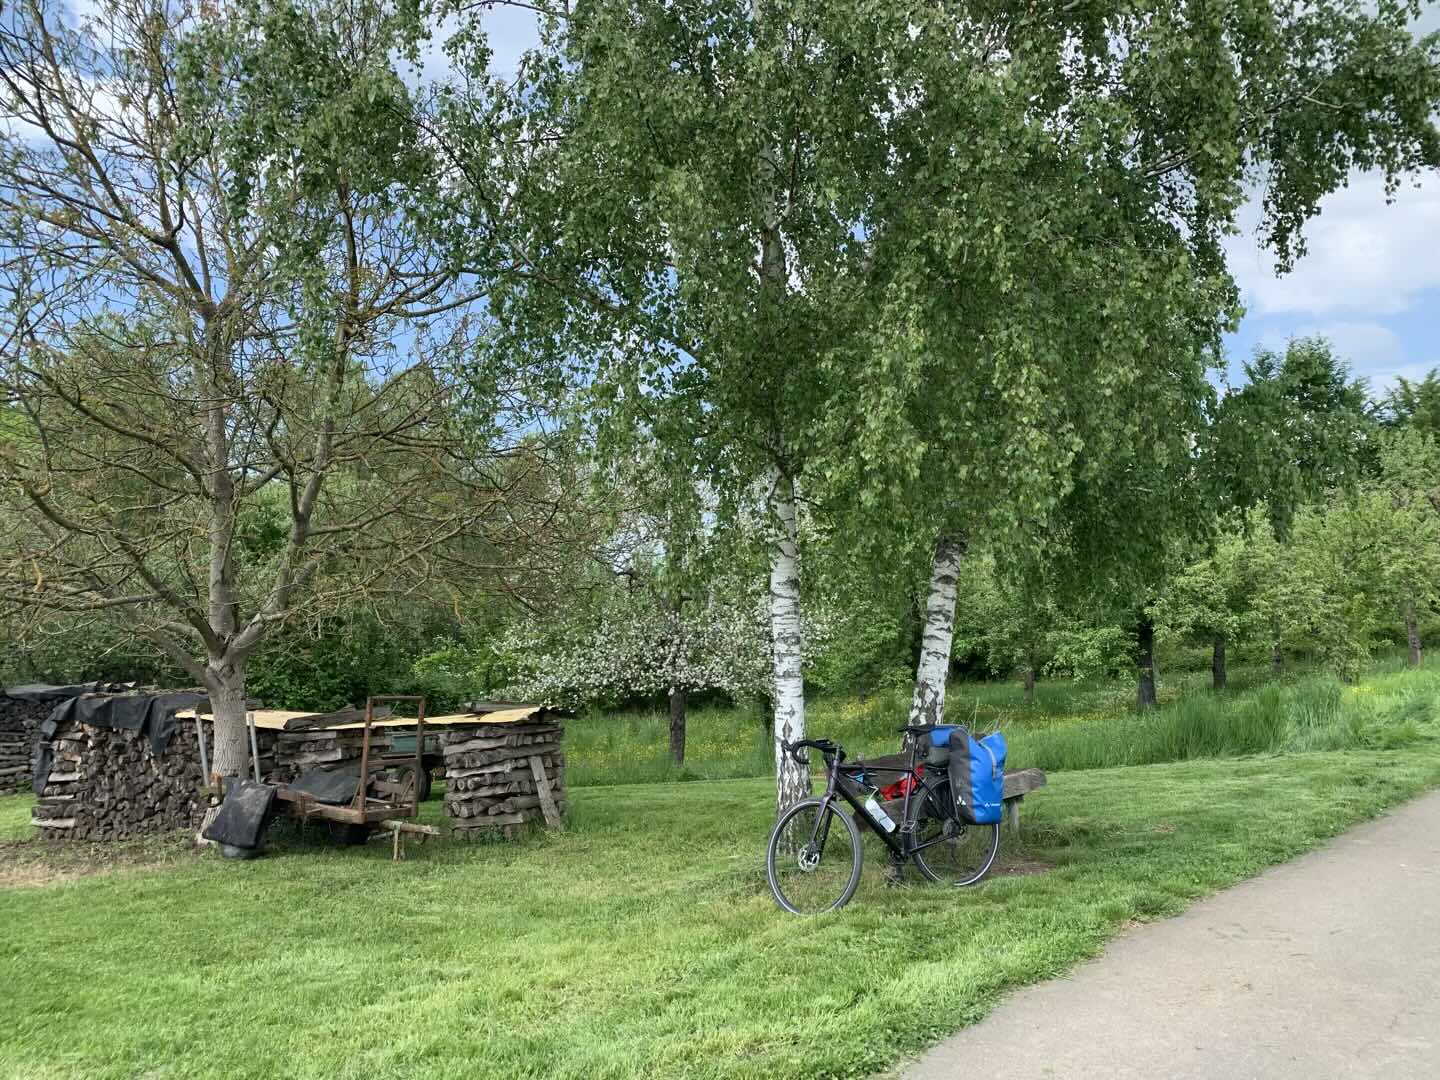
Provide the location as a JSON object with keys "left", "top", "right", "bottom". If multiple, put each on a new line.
{"left": 902, "top": 790, "right": 1440, "bottom": 1080}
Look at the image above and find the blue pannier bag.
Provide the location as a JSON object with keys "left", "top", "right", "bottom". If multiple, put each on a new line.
{"left": 932, "top": 726, "right": 1007, "bottom": 825}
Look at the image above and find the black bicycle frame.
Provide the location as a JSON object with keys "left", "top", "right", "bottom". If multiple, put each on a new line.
{"left": 810, "top": 743, "right": 956, "bottom": 861}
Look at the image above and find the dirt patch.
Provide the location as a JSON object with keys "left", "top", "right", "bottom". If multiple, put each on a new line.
{"left": 990, "top": 854, "right": 1054, "bottom": 878}
{"left": 0, "top": 834, "right": 195, "bottom": 888}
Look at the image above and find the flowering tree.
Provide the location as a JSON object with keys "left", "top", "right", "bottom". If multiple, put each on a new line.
{"left": 502, "top": 585, "right": 834, "bottom": 765}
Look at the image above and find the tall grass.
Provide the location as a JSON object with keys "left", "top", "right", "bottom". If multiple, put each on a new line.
{"left": 565, "top": 657, "right": 1440, "bottom": 786}
{"left": 1009, "top": 667, "right": 1436, "bottom": 771}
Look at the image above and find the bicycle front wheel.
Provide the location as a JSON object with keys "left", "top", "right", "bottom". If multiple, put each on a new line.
{"left": 907, "top": 779, "right": 999, "bottom": 887}
{"left": 765, "top": 798, "right": 863, "bottom": 914}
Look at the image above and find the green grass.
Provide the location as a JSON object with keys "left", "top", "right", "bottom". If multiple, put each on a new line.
{"left": 0, "top": 790, "right": 35, "bottom": 842}
{"left": 570, "top": 657, "right": 1438, "bottom": 787}
{"left": 5, "top": 732, "right": 1440, "bottom": 1078}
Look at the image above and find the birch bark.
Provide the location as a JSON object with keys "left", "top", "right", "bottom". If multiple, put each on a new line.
{"left": 909, "top": 534, "right": 964, "bottom": 727}
{"left": 769, "top": 467, "right": 809, "bottom": 812}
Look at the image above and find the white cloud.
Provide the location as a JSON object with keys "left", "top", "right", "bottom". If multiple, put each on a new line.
{"left": 1368, "top": 361, "right": 1435, "bottom": 397}
{"left": 1226, "top": 173, "right": 1440, "bottom": 318}
{"left": 1295, "top": 320, "right": 1404, "bottom": 366}
{"left": 407, "top": 6, "right": 541, "bottom": 89}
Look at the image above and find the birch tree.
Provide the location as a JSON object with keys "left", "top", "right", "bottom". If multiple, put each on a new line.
{"left": 443, "top": 0, "right": 1440, "bottom": 805}
{"left": 0, "top": 0, "right": 565, "bottom": 801}
{"left": 848, "top": 0, "right": 1440, "bottom": 724}
{"left": 442, "top": 0, "right": 923, "bottom": 811}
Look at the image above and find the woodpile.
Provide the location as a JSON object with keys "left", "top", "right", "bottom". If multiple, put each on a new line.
{"left": 0, "top": 695, "right": 50, "bottom": 795}
{"left": 31, "top": 713, "right": 275, "bottom": 842}
{"left": 443, "top": 720, "right": 566, "bottom": 839}
{"left": 272, "top": 726, "right": 439, "bottom": 781}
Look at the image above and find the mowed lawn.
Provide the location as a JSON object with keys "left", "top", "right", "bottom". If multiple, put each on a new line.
{"left": 5, "top": 741, "right": 1440, "bottom": 1080}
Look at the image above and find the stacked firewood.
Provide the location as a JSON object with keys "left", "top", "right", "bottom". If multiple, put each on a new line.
{"left": 31, "top": 721, "right": 207, "bottom": 840}
{"left": 443, "top": 720, "right": 566, "bottom": 839}
{"left": 0, "top": 695, "right": 50, "bottom": 795}
{"left": 272, "top": 727, "right": 440, "bottom": 781}
{"left": 31, "top": 718, "right": 275, "bottom": 842}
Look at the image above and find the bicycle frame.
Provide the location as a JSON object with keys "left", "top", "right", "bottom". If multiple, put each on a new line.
{"left": 807, "top": 742, "right": 957, "bottom": 862}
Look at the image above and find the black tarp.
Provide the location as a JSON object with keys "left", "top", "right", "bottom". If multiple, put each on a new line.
{"left": 2, "top": 682, "right": 120, "bottom": 703}
{"left": 285, "top": 766, "right": 361, "bottom": 805}
{"left": 33, "top": 690, "right": 208, "bottom": 796}
{"left": 202, "top": 777, "right": 277, "bottom": 850}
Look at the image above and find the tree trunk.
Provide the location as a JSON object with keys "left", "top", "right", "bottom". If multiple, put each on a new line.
{"left": 1135, "top": 616, "right": 1157, "bottom": 711}
{"left": 909, "top": 534, "right": 965, "bottom": 727}
{"left": 1271, "top": 642, "right": 1284, "bottom": 674}
{"left": 197, "top": 661, "right": 249, "bottom": 838}
{"left": 1211, "top": 634, "right": 1227, "bottom": 691}
{"left": 1404, "top": 605, "right": 1423, "bottom": 667}
{"left": 769, "top": 467, "right": 809, "bottom": 814}
{"left": 668, "top": 685, "right": 687, "bottom": 766}
{"left": 1023, "top": 663, "right": 1036, "bottom": 704}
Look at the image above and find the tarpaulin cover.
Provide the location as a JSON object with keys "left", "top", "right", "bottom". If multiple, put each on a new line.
{"left": 202, "top": 777, "right": 277, "bottom": 850}
{"left": 285, "top": 766, "right": 360, "bottom": 805}
{"left": 33, "top": 690, "right": 208, "bottom": 796}
{"left": 3, "top": 682, "right": 116, "bottom": 703}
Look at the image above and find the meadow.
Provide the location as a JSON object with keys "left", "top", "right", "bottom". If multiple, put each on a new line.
{"left": 569, "top": 655, "right": 1438, "bottom": 786}
{"left": 2, "top": 656, "right": 1438, "bottom": 1080}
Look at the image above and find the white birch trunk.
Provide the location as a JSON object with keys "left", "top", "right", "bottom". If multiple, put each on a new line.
{"left": 909, "top": 534, "right": 964, "bottom": 727}
{"left": 769, "top": 467, "right": 809, "bottom": 813}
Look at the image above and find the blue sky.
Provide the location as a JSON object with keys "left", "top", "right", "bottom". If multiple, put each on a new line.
{"left": 1221, "top": 2, "right": 1440, "bottom": 395}
{"left": 1223, "top": 173, "right": 1440, "bottom": 395}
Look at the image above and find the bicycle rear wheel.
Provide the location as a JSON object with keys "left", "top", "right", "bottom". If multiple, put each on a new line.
{"left": 766, "top": 798, "right": 863, "bottom": 914}
{"left": 907, "top": 779, "right": 999, "bottom": 887}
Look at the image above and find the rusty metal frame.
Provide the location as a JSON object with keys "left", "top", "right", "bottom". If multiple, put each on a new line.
{"left": 273, "top": 695, "right": 429, "bottom": 830}
{"left": 350, "top": 694, "right": 428, "bottom": 819}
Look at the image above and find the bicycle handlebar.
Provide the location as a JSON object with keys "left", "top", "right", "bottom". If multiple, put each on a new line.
{"left": 781, "top": 738, "right": 844, "bottom": 766}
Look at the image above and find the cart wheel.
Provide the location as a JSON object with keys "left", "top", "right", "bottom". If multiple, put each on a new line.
{"left": 414, "top": 767, "right": 433, "bottom": 803}
{"left": 326, "top": 821, "right": 371, "bottom": 846}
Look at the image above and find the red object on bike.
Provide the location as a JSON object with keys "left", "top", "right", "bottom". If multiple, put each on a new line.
{"left": 878, "top": 763, "right": 923, "bottom": 801}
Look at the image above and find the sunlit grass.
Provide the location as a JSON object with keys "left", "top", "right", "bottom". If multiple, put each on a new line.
{"left": 4, "top": 744, "right": 1440, "bottom": 1079}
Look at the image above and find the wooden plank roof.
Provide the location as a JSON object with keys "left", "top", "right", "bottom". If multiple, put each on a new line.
{"left": 175, "top": 705, "right": 554, "bottom": 732}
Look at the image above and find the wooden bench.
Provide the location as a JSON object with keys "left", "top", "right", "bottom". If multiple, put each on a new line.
{"left": 858, "top": 754, "right": 1047, "bottom": 835}
{"left": 1000, "top": 768, "right": 1047, "bottom": 834}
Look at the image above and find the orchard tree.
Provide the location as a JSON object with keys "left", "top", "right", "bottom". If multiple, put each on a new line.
{"left": 1271, "top": 434, "right": 1440, "bottom": 680}
{"left": 507, "top": 447, "right": 778, "bottom": 766}
{"left": 951, "top": 551, "right": 1064, "bottom": 703}
{"left": 1154, "top": 527, "right": 1267, "bottom": 690}
{"left": 501, "top": 589, "right": 773, "bottom": 726}
{"left": 0, "top": 0, "right": 567, "bottom": 804}
{"left": 1211, "top": 338, "right": 1377, "bottom": 534}
{"left": 1372, "top": 427, "right": 1440, "bottom": 664}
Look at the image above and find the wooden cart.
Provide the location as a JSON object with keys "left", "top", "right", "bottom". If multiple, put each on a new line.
{"left": 273, "top": 695, "right": 428, "bottom": 842}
